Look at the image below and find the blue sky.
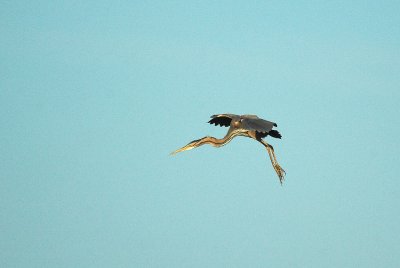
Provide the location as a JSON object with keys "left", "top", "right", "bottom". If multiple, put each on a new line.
{"left": 1, "top": 1, "right": 400, "bottom": 267}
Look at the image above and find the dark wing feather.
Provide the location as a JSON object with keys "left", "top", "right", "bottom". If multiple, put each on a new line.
{"left": 256, "top": 130, "right": 282, "bottom": 139}
{"left": 241, "top": 117, "right": 277, "bottom": 132}
{"left": 208, "top": 114, "right": 239, "bottom": 127}
{"left": 242, "top": 116, "right": 281, "bottom": 139}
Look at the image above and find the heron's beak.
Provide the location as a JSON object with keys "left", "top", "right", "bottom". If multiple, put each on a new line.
{"left": 170, "top": 144, "right": 195, "bottom": 155}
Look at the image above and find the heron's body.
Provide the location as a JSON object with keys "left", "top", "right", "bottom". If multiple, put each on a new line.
{"left": 171, "top": 114, "right": 286, "bottom": 184}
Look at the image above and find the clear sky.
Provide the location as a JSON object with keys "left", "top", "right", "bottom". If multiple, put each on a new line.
{"left": 1, "top": 1, "right": 400, "bottom": 267}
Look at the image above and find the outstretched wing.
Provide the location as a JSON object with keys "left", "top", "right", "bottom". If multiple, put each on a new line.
{"left": 208, "top": 114, "right": 239, "bottom": 127}
{"left": 241, "top": 117, "right": 277, "bottom": 133}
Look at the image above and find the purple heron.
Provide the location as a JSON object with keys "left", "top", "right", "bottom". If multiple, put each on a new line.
{"left": 171, "top": 114, "right": 286, "bottom": 184}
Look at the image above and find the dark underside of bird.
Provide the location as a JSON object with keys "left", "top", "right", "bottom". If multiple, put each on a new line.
{"left": 171, "top": 114, "right": 286, "bottom": 184}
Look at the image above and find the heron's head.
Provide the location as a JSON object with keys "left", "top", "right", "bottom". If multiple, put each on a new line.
{"left": 170, "top": 139, "right": 200, "bottom": 155}
{"left": 233, "top": 120, "right": 241, "bottom": 128}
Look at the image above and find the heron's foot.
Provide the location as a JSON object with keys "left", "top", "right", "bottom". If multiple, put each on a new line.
{"left": 273, "top": 163, "right": 286, "bottom": 185}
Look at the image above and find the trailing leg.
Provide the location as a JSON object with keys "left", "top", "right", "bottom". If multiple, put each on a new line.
{"left": 259, "top": 139, "right": 286, "bottom": 184}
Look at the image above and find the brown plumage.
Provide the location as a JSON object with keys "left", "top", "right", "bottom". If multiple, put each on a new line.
{"left": 171, "top": 114, "right": 286, "bottom": 184}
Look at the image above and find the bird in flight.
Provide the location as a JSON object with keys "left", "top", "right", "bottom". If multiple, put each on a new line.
{"left": 171, "top": 114, "right": 286, "bottom": 184}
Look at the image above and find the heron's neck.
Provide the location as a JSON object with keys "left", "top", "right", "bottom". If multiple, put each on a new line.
{"left": 204, "top": 129, "right": 245, "bottom": 147}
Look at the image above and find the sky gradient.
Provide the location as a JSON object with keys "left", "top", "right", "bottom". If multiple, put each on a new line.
{"left": 1, "top": 1, "right": 400, "bottom": 267}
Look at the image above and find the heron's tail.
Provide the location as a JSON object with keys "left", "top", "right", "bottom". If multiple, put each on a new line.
{"left": 269, "top": 130, "right": 282, "bottom": 139}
